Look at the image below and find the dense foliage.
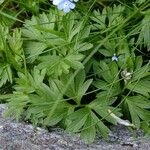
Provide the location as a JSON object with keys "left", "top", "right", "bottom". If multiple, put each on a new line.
{"left": 0, "top": 0, "right": 150, "bottom": 143}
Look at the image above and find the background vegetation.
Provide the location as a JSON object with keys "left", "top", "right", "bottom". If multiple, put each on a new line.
{"left": 0, "top": 0, "right": 150, "bottom": 143}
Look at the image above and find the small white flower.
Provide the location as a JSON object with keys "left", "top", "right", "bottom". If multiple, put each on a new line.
{"left": 112, "top": 53, "right": 118, "bottom": 61}
{"left": 58, "top": 0, "right": 75, "bottom": 13}
{"left": 52, "top": 0, "right": 77, "bottom": 13}
{"left": 121, "top": 69, "right": 132, "bottom": 83}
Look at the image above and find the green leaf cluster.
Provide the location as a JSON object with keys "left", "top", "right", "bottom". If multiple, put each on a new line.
{"left": 0, "top": 25, "right": 24, "bottom": 88}
{"left": 0, "top": 0, "right": 150, "bottom": 144}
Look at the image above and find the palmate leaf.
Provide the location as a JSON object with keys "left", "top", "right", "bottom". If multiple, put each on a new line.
{"left": 14, "top": 72, "right": 35, "bottom": 93}
{"left": 8, "top": 29, "right": 23, "bottom": 54}
{"left": 125, "top": 57, "right": 150, "bottom": 96}
{"left": 5, "top": 92, "right": 30, "bottom": 121}
{"left": 97, "top": 61, "right": 120, "bottom": 83}
{"left": 137, "top": 10, "right": 150, "bottom": 50}
{"left": 81, "top": 110, "right": 112, "bottom": 143}
{"left": 66, "top": 107, "right": 89, "bottom": 133}
{"left": 89, "top": 91, "right": 121, "bottom": 125}
{"left": 16, "top": 68, "right": 63, "bottom": 100}
{"left": 107, "top": 5, "right": 125, "bottom": 27}
{"left": 8, "top": 29, "right": 24, "bottom": 66}
{"left": 126, "top": 76, "right": 150, "bottom": 97}
{"left": 76, "top": 42, "right": 93, "bottom": 52}
{"left": 66, "top": 90, "right": 122, "bottom": 143}
{"left": 0, "top": 63, "right": 12, "bottom": 87}
{"left": 43, "top": 107, "right": 67, "bottom": 126}
{"left": 38, "top": 53, "right": 84, "bottom": 77}
{"left": 24, "top": 41, "right": 47, "bottom": 62}
{"left": 80, "top": 112, "right": 96, "bottom": 144}
{"left": 91, "top": 5, "right": 124, "bottom": 32}
{"left": 66, "top": 107, "right": 110, "bottom": 143}
{"left": 125, "top": 95, "right": 150, "bottom": 128}
{"left": 0, "top": 24, "right": 23, "bottom": 87}
{"left": 38, "top": 55, "right": 70, "bottom": 77}
{"left": 14, "top": 67, "right": 46, "bottom": 93}
{"left": 22, "top": 11, "right": 65, "bottom": 62}
{"left": 93, "top": 61, "right": 121, "bottom": 96}
{"left": 5, "top": 68, "right": 45, "bottom": 121}
{"left": 91, "top": 8, "right": 107, "bottom": 30}
{"left": 24, "top": 72, "right": 67, "bottom": 126}
{"left": 60, "top": 70, "right": 92, "bottom": 105}
{"left": 63, "top": 81, "right": 120, "bottom": 143}
{"left": 73, "top": 70, "right": 92, "bottom": 104}
{"left": 22, "top": 10, "right": 91, "bottom": 77}
{"left": 62, "top": 13, "right": 78, "bottom": 42}
{"left": 62, "top": 12, "right": 92, "bottom": 42}
{"left": 98, "top": 61, "right": 113, "bottom": 83}
{"left": 22, "top": 10, "right": 92, "bottom": 63}
{"left": 22, "top": 16, "right": 43, "bottom": 40}
{"left": 64, "top": 54, "right": 84, "bottom": 70}
{"left": 131, "top": 63, "right": 150, "bottom": 82}
{"left": 94, "top": 114, "right": 110, "bottom": 139}
{"left": 26, "top": 93, "right": 67, "bottom": 126}
{"left": 6, "top": 67, "right": 68, "bottom": 125}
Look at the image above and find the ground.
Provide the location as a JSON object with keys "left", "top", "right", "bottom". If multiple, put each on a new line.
{"left": 0, "top": 104, "right": 150, "bottom": 150}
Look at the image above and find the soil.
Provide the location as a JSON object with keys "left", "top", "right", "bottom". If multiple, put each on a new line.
{"left": 0, "top": 104, "right": 150, "bottom": 150}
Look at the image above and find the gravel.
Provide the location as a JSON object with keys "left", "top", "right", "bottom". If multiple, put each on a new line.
{"left": 0, "top": 104, "right": 150, "bottom": 150}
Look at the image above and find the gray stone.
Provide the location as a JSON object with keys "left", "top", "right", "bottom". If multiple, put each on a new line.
{"left": 0, "top": 104, "right": 150, "bottom": 150}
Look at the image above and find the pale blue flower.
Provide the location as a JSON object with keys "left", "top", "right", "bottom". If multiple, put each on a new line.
{"left": 112, "top": 53, "right": 118, "bottom": 61}
{"left": 58, "top": 0, "right": 75, "bottom": 13}
{"left": 53, "top": 0, "right": 78, "bottom": 13}
{"left": 53, "top": 0, "right": 64, "bottom": 5}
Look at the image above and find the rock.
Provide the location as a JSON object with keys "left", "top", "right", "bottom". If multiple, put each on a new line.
{"left": 0, "top": 104, "right": 150, "bottom": 150}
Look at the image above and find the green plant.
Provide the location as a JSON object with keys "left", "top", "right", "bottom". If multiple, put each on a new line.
{"left": 0, "top": 24, "right": 24, "bottom": 88}
{"left": 0, "top": 0, "right": 150, "bottom": 144}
